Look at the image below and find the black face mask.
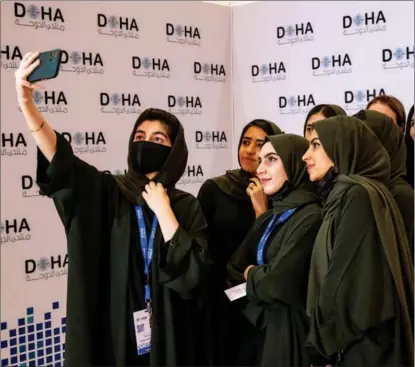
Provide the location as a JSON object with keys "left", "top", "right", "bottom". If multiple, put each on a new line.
{"left": 131, "top": 141, "right": 171, "bottom": 175}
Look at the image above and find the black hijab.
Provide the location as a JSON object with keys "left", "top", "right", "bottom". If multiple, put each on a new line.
{"left": 213, "top": 119, "right": 283, "bottom": 200}
{"left": 114, "top": 108, "right": 188, "bottom": 204}
{"left": 260, "top": 134, "right": 319, "bottom": 221}
{"left": 303, "top": 104, "right": 346, "bottom": 136}
{"left": 307, "top": 116, "right": 413, "bottom": 361}
{"left": 405, "top": 105, "right": 414, "bottom": 188}
{"left": 354, "top": 109, "right": 407, "bottom": 186}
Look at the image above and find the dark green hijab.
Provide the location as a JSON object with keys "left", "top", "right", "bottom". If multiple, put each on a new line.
{"left": 114, "top": 108, "right": 188, "bottom": 205}
{"left": 313, "top": 115, "right": 391, "bottom": 185}
{"left": 303, "top": 104, "right": 346, "bottom": 136}
{"left": 308, "top": 115, "right": 413, "bottom": 359}
{"left": 259, "top": 134, "right": 319, "bottom": 222}
{"left": 354, "top": 109, "right": 407, "bottom": 186}
{"left": 213, "top": 119, "right": 283, "bottom": 200}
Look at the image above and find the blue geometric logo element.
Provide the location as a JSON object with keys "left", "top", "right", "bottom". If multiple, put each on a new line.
{"left": 202, "top": 63, "right": 210, "bottom": 75}
{"left": 355, "top": 90, "right": 365, "bottom": 103}
{"left": 27, "top": 5, "right": 39, "bottom": 20}
{"left": 177, "top": 96, "right": 186, "bottom": 108}
{"left": 322, "top": 56, "right": 331, "bottom": 68}
{"left": 32, "top": 91, "right": 43, "bottom": 105}
{"left": 175, "top": 25, "right": 184, "bottom": 36}
{"left": 108, "top": 16, "right": 118, "bottom": 29}
{"left": 142, "top": 58, "right": 152, "bottom": 70}
{"left": 1, "top": 302, "right": 66, "bottom": 367}
{"left": 353, "top": 14, "right": 364, "bottom": 26}
{"left": 394, "top": 48, "right": 405, "bottom": 60}
{"left": 288, "top": 96, "right": 297, "bottom": 107}
{"left": 72, "top": 133, "right": 84, "bottom": 146}
{"left": 260, "top": 64, "right": 268, "bottom": 75}
{"left": 286, "top": 25, "right": 295, "bottom": 37}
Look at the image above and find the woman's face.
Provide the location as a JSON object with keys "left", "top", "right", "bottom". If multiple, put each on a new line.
{"left": 368, "top": 102, "right": 398, "bottom": 124}
{"left": 133, "top": 120, "right": 172, "bottom": 147}
{"left": 410, "top": 117, "right": 414, "bottom": 140}
{"left": 239, "top": 126, "right": 267, "bottom": 174}
{"left": 305, "top": 112, "right": 326, "bottom": 141}
{"left": 257, "top": 142, "right": 288, "bottom": 195}
{"left": 302, "top": 129, "right": 334, "bottom": 182}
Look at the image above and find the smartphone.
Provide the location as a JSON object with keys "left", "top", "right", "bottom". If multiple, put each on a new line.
{"left": 27, "top": 49, "right": 62, "bottom": 83}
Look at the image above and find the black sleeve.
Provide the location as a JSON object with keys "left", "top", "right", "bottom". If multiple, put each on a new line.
{"left": 36, "top": 132, "right": 106, "bottom": 224}
{"left": 197, "top": 179, "right": 226, "bottom": 269}
{"left": 159, "top": 196, "right": 211, "bottom": 299}
{"left": 226, "top": 225, "right": 257, "bottom": 287}
{"left": 197, "top": 179, "right": 217, "bottom": 224}
{"left": 308, "top": 185, "right": 396, "bottom": 357}
{"left": 393, "top": 185, "right": 414, "bottom": 255}
{"left": 246, "top": 209, "right": 321, "bottom": 306}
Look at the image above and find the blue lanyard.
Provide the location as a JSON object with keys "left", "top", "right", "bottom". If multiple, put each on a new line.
{"left": 135, "top": 206, "right": 158, "bottom": 304}
{"left": 256, "top": 208, "right": 297, "bottom": 265}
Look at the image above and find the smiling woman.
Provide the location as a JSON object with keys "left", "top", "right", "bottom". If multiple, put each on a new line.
{"left": 197, "top": 118, "right": 282, "bottom": 366}
{"left": 227, "top": 134, "right": 322, "bottom": 367}
{"left": 256, "top": 143, "right": 288, "bottom": 195}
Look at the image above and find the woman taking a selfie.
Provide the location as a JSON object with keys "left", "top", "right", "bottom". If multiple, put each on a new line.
{"left": 16, "top": 51, "right": 210, "bottom": 367}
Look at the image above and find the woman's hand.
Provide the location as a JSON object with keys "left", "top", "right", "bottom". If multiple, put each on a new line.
{"left": 142, "top": 182, "right": 179, "bottom": 242}
{"left": 244, "top": 265, "right": 255, "bottom": 280}
{"left": 15, "top": 51, "right": 43, "bottom": 105}
{"left": 247, "top": 177, "right": 268, "bottom": 218}
{"left": 142, "top": 181, "right": 171, "bottom": 216}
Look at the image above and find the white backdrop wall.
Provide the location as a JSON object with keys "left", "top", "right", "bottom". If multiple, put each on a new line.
{"left": 1, "top": 1, "right": 414, "bottom": 366}
{"left": 232, "top": 1, "right": 414, "bottom": 166}
{"left": 0, "top": 1, "right": 231, "bottom": 366}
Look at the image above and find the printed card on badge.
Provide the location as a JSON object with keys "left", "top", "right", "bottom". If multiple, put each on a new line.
{"left": 133, "top": 309, "right": 151, "bottom": 355}
{"left": 224, "top": 282, "right": 247, "bottom": 301}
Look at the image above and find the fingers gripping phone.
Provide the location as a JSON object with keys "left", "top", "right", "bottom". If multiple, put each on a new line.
{"left": 27, "top": 49, "right": 62, "bottom": 83}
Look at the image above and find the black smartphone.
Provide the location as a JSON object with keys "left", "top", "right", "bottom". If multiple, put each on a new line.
{"left": 27, "top": 49, "right": 62, "bottom": 83}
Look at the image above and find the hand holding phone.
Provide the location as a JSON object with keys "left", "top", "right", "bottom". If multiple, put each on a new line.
{"left": 15, "top": 51, "right": 43, "bottom": 104}
{"left": 27, "top": 49, "right": 61, "bottom": 83}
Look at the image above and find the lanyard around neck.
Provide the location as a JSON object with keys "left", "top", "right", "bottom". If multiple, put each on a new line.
{"left": 135, "top": 206, "right": 158, "bottom": 303}
{"left": 256, "top": 208, "right": 297, "bottom": 265}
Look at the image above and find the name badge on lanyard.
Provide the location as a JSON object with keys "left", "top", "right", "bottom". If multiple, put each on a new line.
{"left": 256, "top": 208, "right": 297, "bottom": 266}
{"left": 134, "top": 205, "right": 158, "bottom": 356}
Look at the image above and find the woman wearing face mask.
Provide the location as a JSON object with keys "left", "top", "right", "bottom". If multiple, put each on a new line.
{"left": 303, "top": 116, "right": 414, "bottom": 367}
{"left": 303, "top": 104, "right": 346, "bottom": 141}
{"left": 405, "top": 105, "right": 414, "bottom": 188}
{"left": 197, "top": 119, "right": 282, "bottom": 366}
{"left": 16, "top": 51, "right": 209, "bottom": 367}
{"left": 354, "top": 109, "right": 414, "bottom": 258}
{"left": 227, "top": 134, "right": 322, "bottom": 367}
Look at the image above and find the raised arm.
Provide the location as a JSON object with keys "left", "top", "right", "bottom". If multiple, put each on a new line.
{"left": 15, "top": 51, "right": 57, "bottom": 162}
